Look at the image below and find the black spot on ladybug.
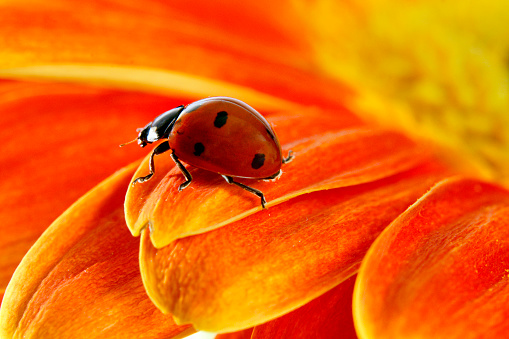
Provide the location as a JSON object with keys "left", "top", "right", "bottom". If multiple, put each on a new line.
{"left": 214, "top": 111, "right": 228, "bottom": 128}
{"left": 193, "top": 142, "right": 205, "bottom": 156}
{"left": 251, "top": 153, "right": 265, "bottom": 169}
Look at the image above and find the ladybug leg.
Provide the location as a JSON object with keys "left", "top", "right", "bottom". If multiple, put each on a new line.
{"left": 132, "top": 141, "right": 171, "bottom": 185}
{"left": 282, "top": 150, "right": 294, "bottom": 164}
{"left": 222, "top": 175, "right": 267, "bottom": 209}
{"left": 170, "top": 152, "right": 193, "bottom": 191}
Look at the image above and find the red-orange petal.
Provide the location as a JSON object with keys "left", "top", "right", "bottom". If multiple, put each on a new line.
{"left": 139, "top": 160, "right": 451, "bottom": 332}
{"left": 251, "top": 275, "right": 358, "bottom": 339}
{"left": 0, "top": 0, "right": 351, "bottom": 108}
{"left": 126, "top": 112, "right": 430, "bottom": 248}
{"left": 0, "top": 79, "right": 185, "bottom": 300}
{"left": 0, "top": 163, "right": 192, "bottom": 338}
{"left": 354, "top": 177, "right": 509, "bottom": 339}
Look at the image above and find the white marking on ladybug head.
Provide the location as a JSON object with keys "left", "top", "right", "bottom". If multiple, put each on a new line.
{"left": 147, "top": 126, "right": 160, "bottom": 142}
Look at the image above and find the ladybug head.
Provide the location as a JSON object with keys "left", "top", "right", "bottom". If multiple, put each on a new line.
{"left": 129, "top": 105, "right": 186, "bottom": 148}
{"left": 136, "top": 123, "right": 152, "bottom": 148}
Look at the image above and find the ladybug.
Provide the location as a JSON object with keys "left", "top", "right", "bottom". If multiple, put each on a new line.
{"left": 122, "top": 97, "right": 293, "bottom": 208}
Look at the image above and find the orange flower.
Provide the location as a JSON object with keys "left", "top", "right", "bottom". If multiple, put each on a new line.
{"left": 1, "top": 1, "right": 509, "bottom": 338}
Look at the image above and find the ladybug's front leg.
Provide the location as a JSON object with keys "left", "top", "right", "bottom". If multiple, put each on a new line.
{"left": 170, "top": 151, "right": 193, "bottom": 191}
{"left": 222, "top": 175, "right": 267, "bottom": 209}
{"left": 132, "top": 141, "right": 171, "bottom": 185}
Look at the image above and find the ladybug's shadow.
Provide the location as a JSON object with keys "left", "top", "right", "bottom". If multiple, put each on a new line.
{"left": 166, "top": 166, "right": 227, "bottom": 190}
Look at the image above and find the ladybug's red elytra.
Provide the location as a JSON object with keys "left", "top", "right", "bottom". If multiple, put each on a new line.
{"left": 121, "top": 97, "right": 293, "bottom": 208}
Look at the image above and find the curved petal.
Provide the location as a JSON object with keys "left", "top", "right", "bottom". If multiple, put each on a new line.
{"left": 0, "top": 79, "right": 182, "bottom": 301}
{"left": 251, "top": 275, "right": 357, "bottom": 339}
{"left": 139, "top": 161, "right": 451, "bottom": 332}
{"left": 127, "top": 113, "right": 430, "bottom": 247}
{"left": 354, "top": 177, "right": 509, "bottom": 339}
{"left": 0, "top": 0, "right": 351, "bottom": 107}
{"left": 0, "top": 163, "right": 192, "bottom": 338}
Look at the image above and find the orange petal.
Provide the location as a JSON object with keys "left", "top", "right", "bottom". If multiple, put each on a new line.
{"left": 139, "top": 161, "right": 450, "bottom": 332}
{"left": 127, "top": 116, "right": 430, "bottom": 248}
{"left": 354, "top": 177, "right": 509, "bottom": 339}
{"left": 251, "top": 275, "right": 358, "bottom": 339}
{"left": 0, "top": 163, "right": 192, "bottom": 338}
{"left": 0, "top": 79, "right": 182, "bottom": 301}
{"left": 1, "top": 1, "right": 351, "bottom": 107}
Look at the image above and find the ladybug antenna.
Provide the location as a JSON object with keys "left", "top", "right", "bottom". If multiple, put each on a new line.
{"left": 119, "top": 137, "right": 138, "bottom": 147}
